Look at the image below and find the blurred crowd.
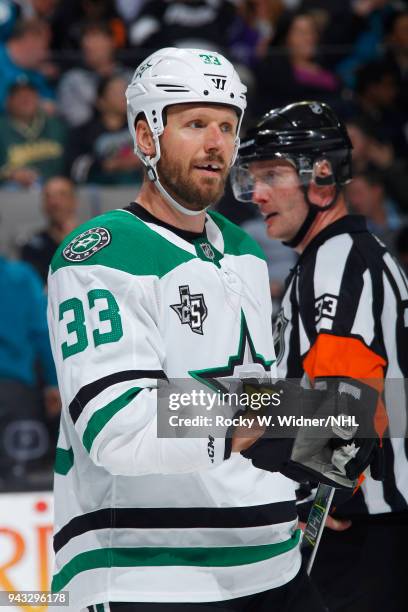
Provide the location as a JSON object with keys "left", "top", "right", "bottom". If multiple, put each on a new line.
{"left": 0, "top": 0, "right": 408, "bottom": 488}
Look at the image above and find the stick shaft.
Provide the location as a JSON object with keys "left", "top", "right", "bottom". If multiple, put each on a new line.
{"left": 301, "top": 483, "right": 335, "bottom": 574}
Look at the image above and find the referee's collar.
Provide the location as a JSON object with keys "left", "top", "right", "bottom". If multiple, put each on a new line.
{"left": 299, "top": 215, "right": 368, "bottom": 261}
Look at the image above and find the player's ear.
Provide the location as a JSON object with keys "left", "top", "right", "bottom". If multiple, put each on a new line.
{"left": 136, "top": 118, "right": 156, "bottom": 157}
{"left": 307, "top": 159, "right": 337, "bottom": 208}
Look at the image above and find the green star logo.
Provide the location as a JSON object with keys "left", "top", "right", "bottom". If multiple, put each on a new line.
{"left": 72, "top": 233, "right": 101, "bottom": 253}
{"left": 189, "top": 310, "right": 275, "bottom": 393}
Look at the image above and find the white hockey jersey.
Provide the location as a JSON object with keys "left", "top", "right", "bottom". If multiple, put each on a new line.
{"left": 47, "top": 203, "right": 300, "bottom": 609}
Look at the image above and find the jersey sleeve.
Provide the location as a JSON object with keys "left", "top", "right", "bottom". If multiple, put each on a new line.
{"left": 47, "top": 263, "right": 228, "bottom": 476}
{"left": 300, "top": 235, "right": 388, "bottom": 441}
{"left": 300, "top": 234, "right": 386, "bottom": 383}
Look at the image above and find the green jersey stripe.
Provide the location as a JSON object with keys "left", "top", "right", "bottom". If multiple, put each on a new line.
{"left": 52, "top": 530, "right": 301, "bottom": 591}
{"left": 82, "top": 387, "right": 142, "bottom": 452}
{"left": 54, "top": 447, "right": 74, "bottom": 475}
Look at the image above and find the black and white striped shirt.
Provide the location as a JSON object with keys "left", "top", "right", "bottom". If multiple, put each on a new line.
{"left": 275, "top": 215, "right": 408, "bottom": 515}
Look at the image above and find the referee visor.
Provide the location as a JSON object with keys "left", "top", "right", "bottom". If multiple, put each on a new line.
{"left": 231, "top": 156, "right": 334, "bottom": 203}
{"left": 231, "top": 156, "right": 299, "bottom": 203}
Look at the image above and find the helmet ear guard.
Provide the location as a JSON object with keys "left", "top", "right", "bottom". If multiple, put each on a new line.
{"left": 311, "top": 158, "right": 338, "bottom": 188}
{"left": 132, "top": 112, "right": 161, "bottom": 182}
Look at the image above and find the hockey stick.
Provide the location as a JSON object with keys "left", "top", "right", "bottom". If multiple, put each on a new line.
{"left": 301, "top": 483, "right": 335, "bottom": 574}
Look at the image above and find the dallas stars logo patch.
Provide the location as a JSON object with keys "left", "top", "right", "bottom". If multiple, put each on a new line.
{"left": 63, "top": 227, "right": 111, "bottom": 262}
{"left": 171, "top": 285, "right": 208, "bottom": 335}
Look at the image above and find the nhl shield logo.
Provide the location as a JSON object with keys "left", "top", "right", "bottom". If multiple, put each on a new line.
{"left": 63, "top": 227, "right": 111, "bottom": 262}
{"left": 273, "top": 309, "right": 289, "bottom": 365}
{"left": 171, "top": 285, "right": 208, "bottom": 335}
{"left": 200, "top": 242, "right": 215, "bottom": 261}
{"left": 309, "top": 102, "right": 323, "bottom": 114}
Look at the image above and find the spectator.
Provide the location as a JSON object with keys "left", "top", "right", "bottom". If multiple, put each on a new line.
{"left": 346, "top": 117, "right": 408, "bottom": 213}
{"left": 51, "top": 0, "right": 126, "bottom": 50}
{"left": 20, "top": 176, "right": 79, "bottom": 284}
{"left": 229, "top": 0, "right": 284, "bottom": 67}
{"left": 298, "top": 0, "right": 400, "bottom": 71}
{"left": 352, "top": 58, "right": 407, "bottom": 155}
{"left": 345, "top": 169, "right": 403, "bottom": 252}
{"left": 57, "top": 22, "right": 130, "bottom": 127}
{"left": 384, "top": 8, "right": 408, "bottom": 115}
{"left": 335, "top": 0, "right": 395, "bottom": 88}
{"left": 0, "top": 17, "right": 55, "bottom": 112}
{"left": 254, "top": 10, "right": 340, "bottom": 114}
{"left": 0, "top": 250, "right": 60, "bottom": 486}
{"left": 0, "top": 0, "right": 19, "bottom": 41}
{"left": 395, "top": 225, "right": 408, "bottom": 275}
{"left": 16, "top": 0, "right": 58, "bottom": 21}
{"left": 67, "top": 74, "right": 142, "bottom": 185}
{"left": 0, "top": 79, "right": 66, "bottom": 188}
{"left": 128, "top": 0, "right": 237, "bottom": 52}
{"left": 114, "top": 0, "right": 149, "bottom": 24}
{"left": 16, "top": 0, "right": 60, "bottom": 50}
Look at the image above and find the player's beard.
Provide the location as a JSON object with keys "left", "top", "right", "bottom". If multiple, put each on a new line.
{"left": 157, "top": 147, "right": 228, "bottom": 211}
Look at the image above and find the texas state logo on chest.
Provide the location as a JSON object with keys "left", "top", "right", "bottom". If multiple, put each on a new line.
{"left": 170, "top": 285, "right": 208, "bottom": 335}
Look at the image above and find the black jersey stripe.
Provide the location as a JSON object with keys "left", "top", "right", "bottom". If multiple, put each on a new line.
{"left": 287, "top": 275, "right": 303, "bottom": 377}
{"left": 381, "top": 265, "right": 408, "bottom": 459}
{"left": 366, "top": 236, "right": 386, "bottom": 357}
{"left": 383, "top": 265, "right": 408, "bottom": 375}
{"left": 69, "top": 370, "right": 167, "bottom": 424}
{"left": 53, "top": 501, "right": 298, "bottom": 554}
{"left": 333, "top": 244, "right": 366, "bottom": 336}
{"left": 298, "top": 244, "right": 317, "bottom": 345}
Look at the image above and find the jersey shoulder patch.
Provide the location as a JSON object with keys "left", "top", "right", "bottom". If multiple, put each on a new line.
{"left": 61, "top": 226, "right": 111, "bottom": 263}
{"left": 50, "top": 209, "right": 195, "bottom": 277}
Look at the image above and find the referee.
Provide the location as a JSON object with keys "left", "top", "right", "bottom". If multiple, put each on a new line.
{"left": 231, "top": 100, "right": 408, "bottom": 612}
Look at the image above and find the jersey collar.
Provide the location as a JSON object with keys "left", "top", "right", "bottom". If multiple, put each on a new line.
{"left": 124, "top": 202, "right": 207, "bottom": 243}
{"left": 298, "top": 215, "right": 368, "bottom": 264}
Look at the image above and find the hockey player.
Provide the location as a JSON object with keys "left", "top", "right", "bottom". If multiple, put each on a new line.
{"left": 47, "top": 50, "right": 327, "bottom": 611}
{"left": 232, "top": 100, "right": 408, "bottom": 611}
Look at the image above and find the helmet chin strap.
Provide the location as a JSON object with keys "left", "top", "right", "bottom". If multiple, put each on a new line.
{"left": 140, "top": 133, "right": 209, "bottom": 217}
{"left": 138, "top": 133, "right": 240, "bottom": 218}
{"left": 283, "top": 205, "right": 318, "bottom": 249}
{"left": 283, "top": 182, "right": 340, "bottom": 249}
{"left": 154, "top": 176, "right": 207, "bottom": 216}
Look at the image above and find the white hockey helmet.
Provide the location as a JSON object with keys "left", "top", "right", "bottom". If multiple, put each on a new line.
{"left": 126, "top": 47, "right": 247, "bottom": 215}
